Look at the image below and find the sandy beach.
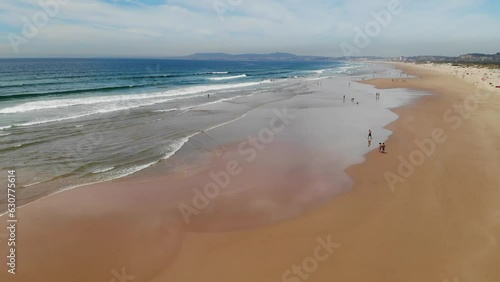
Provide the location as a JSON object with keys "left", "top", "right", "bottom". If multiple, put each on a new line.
{"left": 1, "top": 62, "right": 500, "bottom": 282}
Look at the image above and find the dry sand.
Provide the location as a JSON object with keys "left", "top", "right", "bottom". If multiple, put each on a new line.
{"left": 408, "top": 62, "right": 500, "bottom": 90}
{"left": 1, "top": 63, "right": 500, "bottom": 282}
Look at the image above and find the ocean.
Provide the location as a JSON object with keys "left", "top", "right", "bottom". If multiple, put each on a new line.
{"left": 0, "top": 58, "right": 365, "bottom": 206}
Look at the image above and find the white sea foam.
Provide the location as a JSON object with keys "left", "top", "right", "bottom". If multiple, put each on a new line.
{"left": 113, "top": 162, "right": 158, "bottom": 178}
{"left": 152, "top": 108, "right": 181, "bottom": 113}
{"left": 9, "top": 89, "right": 255, "bottom": 128}
{"left": 0, "top": 82, "right": 261, "bottom": 114}
{"left": 205, "top": 112, "right": 249, "bottom": 132}
{"left": 92, "top": 166, "right": 115, "bottom": 174}
{"left": 201, "top": 95, "right": 246, "bottom": 106}
{"left": 154, "top": 94, "right": 248, "bottom": 114}
{"left": 208, "top": 74, "right": 247, "bottom": 81}
{"left": 162, "top": 135, "right": 194, "bottom": 160}
{"left": 313, "top": 69, "right": 330, "bottom": 74}
{"left": 24, "top": 181, "right": 43, "bottom": 187}
{"left": 17, "top": 112, "right": 99, "bottom": 127}
{"left": 208, "top": 72, "right": 229, "bottom": 74}
{"left": 196, "top": 71, "right": 229, "bottom": 75}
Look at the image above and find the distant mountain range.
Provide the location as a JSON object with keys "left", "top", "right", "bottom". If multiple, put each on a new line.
{"left": 172, "top": 52, "right": 500, "bottom": 64}
{"left": 175, "top": 52, "right": 336, "bottom": 62}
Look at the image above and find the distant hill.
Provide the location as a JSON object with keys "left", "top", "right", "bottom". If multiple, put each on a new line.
{"left": 176, "top": 52, "right": 336, "bottom": 62}
{"left": 171, "top": 52, "right": 500, "bottom": 64}
{"left": 457, "top": 53, "right": 500, "bottom": 63}
{"left": 336, "top": 56, "right": 388, "bottom": 61}
{"left": 405, "top": 53, "right": 500, "bottom": 64}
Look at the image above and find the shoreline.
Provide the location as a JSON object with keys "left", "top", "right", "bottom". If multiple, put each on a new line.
{"left": 2, "top": 62, "right": 499, "bottom": 281}
{"left": 1, "top": 63, "right": 412, "bottom": 213}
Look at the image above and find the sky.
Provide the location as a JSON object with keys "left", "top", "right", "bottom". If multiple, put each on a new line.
{"left": 0, "top": 0, "right": 499, "bottom": 58}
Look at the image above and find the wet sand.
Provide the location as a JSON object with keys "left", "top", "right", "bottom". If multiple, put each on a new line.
{"left": 1, "top": 63, "right": 500, "bottom": 282}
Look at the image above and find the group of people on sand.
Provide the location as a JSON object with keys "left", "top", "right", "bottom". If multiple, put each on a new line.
{"left": 342, "top": 95, "right": 359, "bottom": 105}
{"left": 342, "top": 82, "right": 382, "bottom": 105}
{"left": 368, "top": 130, "right": 387, "bottom": 153}
{"left": 378, "top": 142, "right": 386, "bottom": 153}
{"left": 343, "top": 93, "right": 380, "bottom": 105}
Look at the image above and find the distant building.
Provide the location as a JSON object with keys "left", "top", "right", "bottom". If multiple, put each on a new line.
{"left": 391, "top": 56, "right": 406, "bottom": 61}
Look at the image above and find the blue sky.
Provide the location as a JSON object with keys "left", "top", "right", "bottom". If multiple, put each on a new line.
{"left": 0, "top": 0, "right": 499, "bottom": 58}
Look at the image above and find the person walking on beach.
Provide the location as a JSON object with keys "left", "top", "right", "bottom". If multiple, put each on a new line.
{"left": 381, "top": 143, "right": 386, "bottom": 153}
{"left": 379, "top": 143, "right": 383, "bottom": 153}
{"left": 343, "top": 95, "right": 345, "bottom": 103}
{"left": 368, "top": 130, "right": 372, "bottom": 141}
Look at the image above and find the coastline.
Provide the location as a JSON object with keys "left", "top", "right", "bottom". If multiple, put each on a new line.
{"left": 0, "top": 60, "right": 355, "bottom": 211}
{"left": 1, "top": 62, "right": 499, "bottom": 282}
{"left": 1, "top": 62, "right": 409, "bottom": 212}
